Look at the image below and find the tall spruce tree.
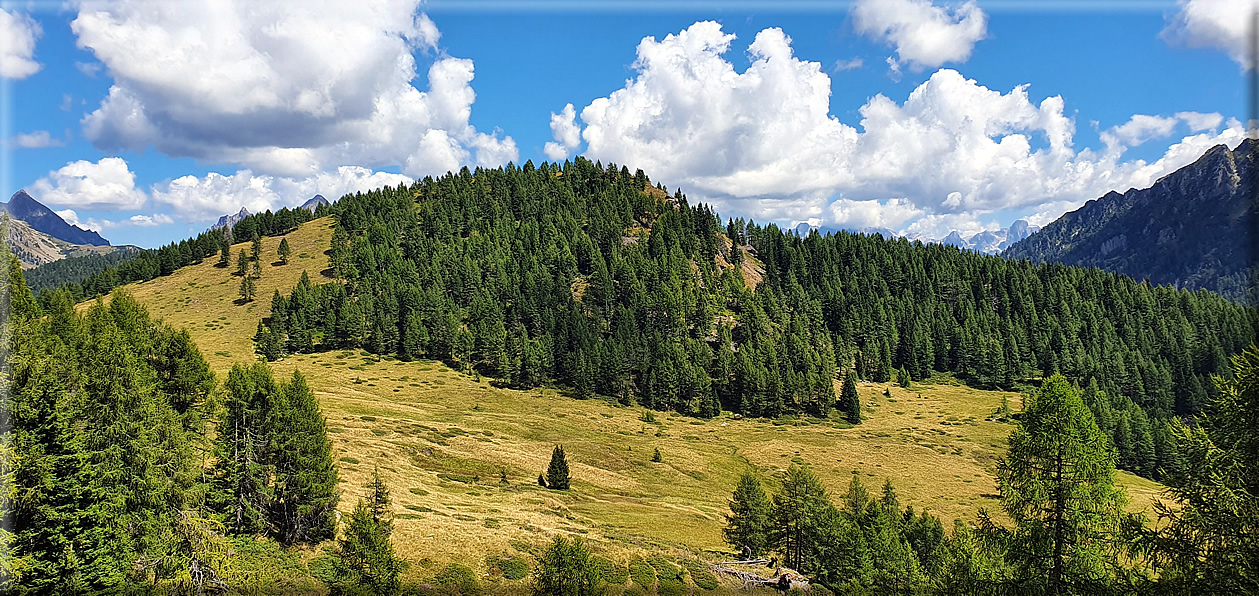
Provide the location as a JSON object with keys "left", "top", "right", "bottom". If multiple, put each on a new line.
{"left": 841, "top": 371, "right": 861, "bottom": 424}
{"left": 328, "top": 491, "right": 405, "bottom": 595}
{"left": 211, "top": 363, "right": 279, "bottom": 535}
{"left": 269, "top": 371, "right": 339, "bottom": 545}
{"left": 997, "top": 374, "right": 1135, "bottom": 595}
{"left": 724, "top": 471, "right": 773, "bottom": 558}
{"left": 772, "top": 465, "right": 832, "bottom": 571}
{"left": 277, "top": 237, "right": 292, "bottom": 265}
{"left": 546, "top": 445, "right": 570, "bottom": 491}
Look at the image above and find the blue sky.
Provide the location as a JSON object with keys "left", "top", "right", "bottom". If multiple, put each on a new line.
{"left": 0, "top": 0, "right": 1251, "bottom": 248}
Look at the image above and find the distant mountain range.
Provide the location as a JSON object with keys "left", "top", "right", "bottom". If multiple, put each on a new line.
{"left": 211, "top": 207, "right": 251, "bottom": 231}
{"left": 790, "top": 219, "right": 1038, "bottom": 255}
{"left": 3, "top": 190, "right": 109, "bottom": 246}
{"left": 2, "top": 190, "right": 127, "bottom": 269}
{"left": 1004, "top": 138, "right": 1256, "bottom": 302}
{"left": 211, "top": 195, "right": 330, "bottom": 233}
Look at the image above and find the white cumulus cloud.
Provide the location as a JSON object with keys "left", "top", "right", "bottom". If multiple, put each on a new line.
{"left": 559, "top": 21, "right": 1248, "bottom": 240}
{"left": 1163, "top": 0, "right": 1257, "bottom": 69}
{"left": 6, "top": 130, "right": 62, "bottom": 149}
{"left": 544, "top": 103, "right": 582, "bottom": 161}
{"left": 30, "top": 157, "right": 148, "bottom": 210}
{"left": 72, "top": 0, "right": 515, "bottom": 177}
{"left": 852, "top": 0, "right": 987, "bottom": 72}
{"left": 150, "top": 166, "right": 412, "bottom": 222}
{"left": 0, "top": 9, "right": 42, "bottom": 79}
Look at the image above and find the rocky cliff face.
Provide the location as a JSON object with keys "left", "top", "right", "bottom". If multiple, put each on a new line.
{"left": 211, "top": 206, "right": 251, "bottom": 231}
{"left": 2, "top": 190, "right": 109, "bottom": 246}
{"left": 1004, "top": 138, "right": 1257, "bottom": 302}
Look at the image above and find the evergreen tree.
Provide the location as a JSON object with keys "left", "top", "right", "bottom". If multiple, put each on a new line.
{"left": 277, "top": 237, "right": 292, "bottom": 265}
{"left": 723, "top": 470, "right": 773, "bottom": 558}
{"left": 840, "top": 371, "right": 861, "bottom": 424}
{"left": 772, "top": 465, "right": 831, "bottom": 571}
{"left": 218, "top": 242, "right": 231, "bottom": 268}
{"left": 235, "top": 249, "right": 248, "bottom": 277}
{"left": 250, "top": 234, "right": 263, "bottom": 264}
{"left": 240, "top": 274, "right": 256, "bottom": 303}
{"left": 367, "top": 466, "right": 392, "bottom": 538}
{"left": 996, "top": 374, "right": 1135, "bottom": 595}
{"left": 1153, "top": 344, "right": 1259, "bottom": 593}
{"left": 255, "top": 321, "right": 282, "bottom": 361}
{"left": 897, "top": 366, "right": 911, "bottom": 388}
{"left": 211, "top": 363, "right": 278, "bottom": 536}
{"left": 546, "top": 445, "right": 570, "bottom": 490}
{"left": 328, "top": 500, "right": 405, "bottom": 596}
{"left": 269, "top": 371, "right": 339, "bottom": 545}
{"left": 531, "top": 536, "right": 603, "bottom": 596}
{"left": 651, "top": 447, "right": 663, "bottom": 463}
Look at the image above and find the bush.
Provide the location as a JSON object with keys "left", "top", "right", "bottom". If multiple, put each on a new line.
{"left": 651, "top": 447, "right": 663, "bottom": 463}
{"left": 486, "top": 555, "right": 530, "bottom": 581}
{"left": 628, "top": 557, "right": 656, "bottom": 590}
{"left": 592, "top": 556, "right": 629, "bottom": 586}
{"left": 434, "top": 563, "right": 478, "bottom": 594}
{"left": 681, "top": 560, "right": 719, "bottom": 590}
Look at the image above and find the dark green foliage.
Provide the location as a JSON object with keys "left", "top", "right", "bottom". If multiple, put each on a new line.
{"left": 538, "top": 473, "right": 547, "bottom": 488}
{"left": 327, "top": 480, "right": 405, "bottom": 596}
{"left": 24, "top": 246, "right": 141, "bottom": 294}
{"left": 219, "top": 241, "right": 231, "bottom": 268}
{"left": 1151, "top": 344, "right": 1259, "bottom": 593}
{"left": 277, "top": 237, "right": 292, "bottom": 265}
{"left": 236, "top": 249, "right": 248, "bottom": 277}
{"left": 4, "top": 272, "right": 225, "bottom": 593}
{"left": 897, "top": 366, "right": 911, "bottom": 388}
{"left": 531, "top": 536, "right": 602, "bottom": 596}
{"left": 996, "top": 374, "right": 1136, "bottom": 595}
{"left": 840, "top": 371, "right": 861, "bottom": 424}
{"left": 240, "top": 273, "right": 256, "bottom": 302}
{"left": 210, "top": 363, "right": 338, "bottom": 543}
{"left": 251, "top": 234, "right": 263, "bottom": 265}
{"left": 772, "top": 465, "right": 833, "bottom": 571}
{"left": 546, "top": 445, "right": 570, "bottom": 490}
{"left": 723, "top": 470, "right": 773, "bottom": 557}
{"left": 651, "top": 447, "right": 663, "bottom": 463}
{"left": 269, "top": 371, "right": 340, "bottom": 545}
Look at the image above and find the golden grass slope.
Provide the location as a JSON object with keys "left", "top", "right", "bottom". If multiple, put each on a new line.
{"left": 94, "top": 216, "right": 1167, "bottom": 590}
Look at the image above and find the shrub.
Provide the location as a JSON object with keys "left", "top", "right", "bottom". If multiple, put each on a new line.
{"left": 434, "top": 563, "right": 479, "bottom": 594}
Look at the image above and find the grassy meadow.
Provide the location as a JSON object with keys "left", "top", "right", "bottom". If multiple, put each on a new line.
{"left": 87, "top": 217, "right": 1167, "bottom": 592}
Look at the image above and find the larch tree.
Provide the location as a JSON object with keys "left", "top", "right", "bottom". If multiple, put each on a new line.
{"left": 724, "top": 470, "right": 773, "bottom": 558}
{"left": 997, "top": 374, "right": 1136, "bottom": 595}
{"left": 841, "top": 371, "right": 861, "bottom": 424}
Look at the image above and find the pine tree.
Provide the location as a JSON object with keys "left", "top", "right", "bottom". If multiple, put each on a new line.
{"left": 723, "top": 471, "right": 773, "bottom": 558}
{"left": 236, "top": 249, "right": 248, "bottom": 277}
{"left": 277, "top": 237, "right": 292, "bottom": 265}
{"left": 772, "top": 464, "right": 832, "bottom": 571}
{"left": 897, "top": 366, "right": 911, "bottom": 388}
{"left": 651, "top": 447, "right": 663, "bottom": 462}
{"left": 251, "top": 233, "right": 263, "bottom": 264}
{"left": 531, "top": 536, "right": 603, "bottom": 596}
{"left": 211, "top": 363, "right": 279, "bottom": 536}
{"left": 328, "top": 500, "right": 405, "bottom": 596}
{"left": 546, "top": 445, "right": 570, "bottom": 490}
{"left": 368, "top": 465, "right": 393, "bottom": 538}
{"left": 218, "top": 242, "right": 231, "bottom": 268}
{"left": 841, "top": 371, "right": 861, "bottom": 424}
{"left": 240, "top": 274, "right": 256, "bottom": 303}
{"left": 269, "top": 371, "right": 339, "bottom": 545}
{"left": 996, "top": 374, "right": 1134, "bottom": 595}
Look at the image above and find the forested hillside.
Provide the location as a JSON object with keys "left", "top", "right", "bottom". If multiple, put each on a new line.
{"left": 261, "top": 159, "right": 1255, "bottom": 482}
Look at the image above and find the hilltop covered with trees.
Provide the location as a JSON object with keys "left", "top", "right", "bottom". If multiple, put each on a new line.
{"left": 259, "top": 159, "right": 1253, "bottom": 482}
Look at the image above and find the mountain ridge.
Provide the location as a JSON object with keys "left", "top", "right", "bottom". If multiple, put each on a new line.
{"left": 1003, "top": 138, "right": 1256, "bottom": 301}
{"left": 3, "top": 190, "right": 110, "bottom": 246}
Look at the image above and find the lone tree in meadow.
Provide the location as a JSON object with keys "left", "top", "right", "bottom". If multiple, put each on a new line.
{"left": 277, "top": 237, "right": 292, "bottom": 265}
{"left": 239, "top": 274, "right": 256, "bottom": 303}
{"left": 546, "top": 445, "right": 570, "bottom": 490}
{"left": 897, "top": 366, "right": 911, "bottom": 388}
{"left": 235, "top": 249, "right": 248, "bottom": 277}
{"left": 997, "top": 373, "right": 1133, "bottom": 596}
{"left": 218, "top": 241, "right": 231, "bottom": 268}
{"left": 840, "top": 371, "right": 861, "bottom": 424}
{"left": 328, "top": 471, "right": 405, "bottom": 596}
{"left": 724, "top": 470, "right": 772, "bottom": 558}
